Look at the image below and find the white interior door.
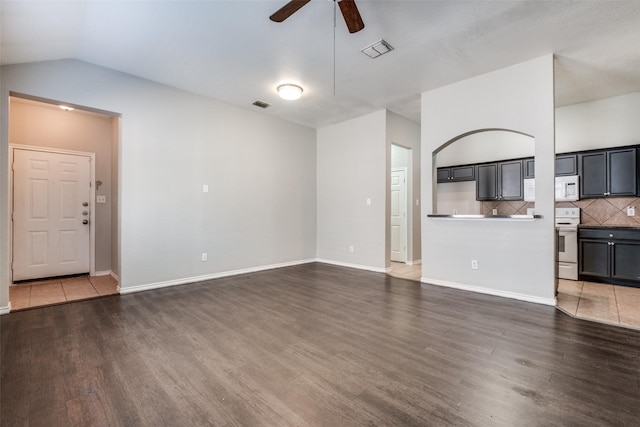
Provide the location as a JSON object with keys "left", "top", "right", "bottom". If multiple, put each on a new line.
{"left": 12, "top": 149, "right": 91, "bottom": 281}
{"left": 390, "top": 168, "right": 407, "bottom": 262}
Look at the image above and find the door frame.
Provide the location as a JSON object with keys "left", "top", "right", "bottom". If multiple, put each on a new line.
{"left": 391, "top": 167, "right": 408, "bottom": 263}
{"left": 9, "top": 144, "right": 96, "bottom": 282}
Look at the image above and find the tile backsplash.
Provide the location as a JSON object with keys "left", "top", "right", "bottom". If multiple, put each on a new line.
{"left": 482, "top": 197, "right": 640, "bottom": 227}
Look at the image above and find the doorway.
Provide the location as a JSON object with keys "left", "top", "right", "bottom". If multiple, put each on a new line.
{"left": 7, "top": 95, "right": 120, "bottom": 309}
{"left": 388, "top": 143, "right": 421, "bottom": 280}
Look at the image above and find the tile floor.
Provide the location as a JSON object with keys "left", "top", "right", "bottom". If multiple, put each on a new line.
{"left": 388, "top": 262, "right": 422, "bottom": 281}
{"left": 556, "top": 279, "right": 640, "bottom": 330}
{"left": 9, "top": 274, "right": 119, "bottom": 311}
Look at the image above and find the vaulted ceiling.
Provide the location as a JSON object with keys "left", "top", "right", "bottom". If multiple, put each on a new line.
{"left": 2, "top": 1, "right": 640, "bottom": 128}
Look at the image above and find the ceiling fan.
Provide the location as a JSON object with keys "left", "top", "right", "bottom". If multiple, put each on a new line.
{"left": 270, "top": 0, "right": 365, "bottom": 34}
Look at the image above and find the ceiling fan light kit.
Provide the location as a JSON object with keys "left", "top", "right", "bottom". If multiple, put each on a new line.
{"left": 277, "top": 84, "right": 304, "bottom": 100}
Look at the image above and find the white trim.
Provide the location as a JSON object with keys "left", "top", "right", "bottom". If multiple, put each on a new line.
{"left": 9, "top": 144, "right": 97, "bottom": 281}
{"left": 110, "top": 271, "right": 120, "bottom": 281}
{"left": 421, "top": 277, "right": 556, "bottom": 306}
{"left": 407, "top": 259, "right": 422, "bottom": 265}
{"left": 0, "top": 302, "right": 11, "bottom": 315}
{"left": 94, "top": 270, "right": 112, "bottom": 277}
{"left": 315, "top": 258, "right": 387, "bottom": 273}
{"left": 119, "top": 259, "right": 316, "bottom": 295}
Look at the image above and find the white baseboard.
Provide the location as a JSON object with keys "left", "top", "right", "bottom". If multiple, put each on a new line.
{"left": 1, "top": 302, "right": 11, "bottom": 315}
{"left": 407, "top": 259, "right": 422, "bottom": 266}
{"left": 119, "top": 259, "right": 316, "bottom": 295}
{"left": 110, "top": 271, "right": 120, "bottom": 281}
{"left": 421, "top": 277, "right": 556, "bottom": 306}
{"left": 315, "top": 258, "right": 387, "bottom": 273}
{"left": 94, "top": 270, "right": 112, "bottom": 277}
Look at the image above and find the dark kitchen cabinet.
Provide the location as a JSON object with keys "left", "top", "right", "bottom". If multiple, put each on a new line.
{"left": 579, "top": 148, "right": 637, "bottom": 198}
{"left": 524, "top": 158, "right": 535, "bottom": 179}
{"left": 556, "top": 154, "right": 578, "bottom": 176}
{"left": 476, "top": 160, "right": 523, "bottom": 201}
{"left": 579, "top": 228, "right": 640, "bottom": 287}
{"left": 437, "top": 165, "right": 475, "bottom": 183}
{"left": 521, "top": 154, "right": 577, "bottom": 179}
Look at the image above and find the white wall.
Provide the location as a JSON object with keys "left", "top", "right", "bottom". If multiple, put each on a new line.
{"left": 9, "top": 99, "right": 116, "bottom": 274}
{"left": 556, "top": 91, "right": 640, "bottom": 152}
{"left": 421, "top": 55, "right": 556, "bottom": 305}
{"left": 387, "top": 112, "right": 421, "bottom": 264}
{"left": 317, "top": 110, "right": 387, "bottom": 271}
{"left": 0, "top": 59, "right": 317, "bottom": 309}
{"left": 436, "top": 181, "right": 481, "bottom": 215}
{"left": 436, "top": 131, "right": 535, "bottom": 167}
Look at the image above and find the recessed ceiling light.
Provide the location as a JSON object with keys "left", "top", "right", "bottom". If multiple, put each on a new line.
{"left": 361, "top": 39, "right": 394, "bottom": 59}
{"left": 277, "top": 84, "right": 303, "bottom": 101}
{"left": 59, "top": 105, "right": 74, "bottom": 111}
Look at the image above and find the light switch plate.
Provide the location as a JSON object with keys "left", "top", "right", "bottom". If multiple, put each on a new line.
{"left": 96, "top": 195, "right": 106, "bottom": 204}
{"left": 627, "top": 206, "right": 636, "bottom": 216}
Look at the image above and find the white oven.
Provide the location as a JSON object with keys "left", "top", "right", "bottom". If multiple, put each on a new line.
{"left": 556, "top": 208, "right": 580, "bottom": 280}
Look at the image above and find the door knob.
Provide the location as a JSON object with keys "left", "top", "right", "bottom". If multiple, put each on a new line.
{"left": 82, "top": 202, "right": 88, "bottom": 206}
{"left": 82, "top": 219, "right": 89, "bottom": 225}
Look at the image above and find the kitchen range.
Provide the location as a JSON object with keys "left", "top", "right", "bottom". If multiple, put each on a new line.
{"left": 556, "top": 208, "right": 580, "bottom": 280}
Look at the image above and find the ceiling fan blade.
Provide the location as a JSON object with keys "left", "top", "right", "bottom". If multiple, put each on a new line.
{"left": 270, "top": 0, "right": 312, "bottom": 23}
{"left": 338, "top": 0, "right": 365, "bottom": 33}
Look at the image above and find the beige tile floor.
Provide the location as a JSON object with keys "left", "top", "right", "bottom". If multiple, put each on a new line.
{"left": 9, "top": 274, "right": 119, "bottom": 311}
{"left": 556, "top": 279, "right": 640, "bottom": 330}
{"left": 388, "top": 262, "right": 422, "bottom": 281}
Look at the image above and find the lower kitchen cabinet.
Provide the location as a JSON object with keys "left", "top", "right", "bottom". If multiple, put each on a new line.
{"left": 579, "top": 227, "right": 640, "bottom": 287}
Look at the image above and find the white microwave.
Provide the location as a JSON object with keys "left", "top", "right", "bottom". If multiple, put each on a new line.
{"left": 556, "top": 175, "right": 579, "bottom": 201}
{"left": 523, "top": 175, "right": 579, "bottom": 202}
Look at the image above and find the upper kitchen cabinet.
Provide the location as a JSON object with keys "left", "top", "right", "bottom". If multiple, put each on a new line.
{"left": 524, "top": 158, "right": 535, "bottom": 179}
{"left": 555, "top": 154, "right": 578, "bottom": 176}
{"left": 436, "top": 165, "right": 475, "bottom": 183}
{"left": 579, "top": 147, "right": 637, "bottom": 198}
{"left": 476, "top": 160, "right": 524, "bottom": 201}
{"left": 521, "top": 153, "right": 577, "bottom": 179}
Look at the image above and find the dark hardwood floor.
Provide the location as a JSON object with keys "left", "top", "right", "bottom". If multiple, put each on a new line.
{"left": 2, "top": 262, "right": 640, "bottom": 426}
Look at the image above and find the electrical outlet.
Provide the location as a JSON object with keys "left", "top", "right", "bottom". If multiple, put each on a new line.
{"left": 96, "top": 195, "right": 106, "bottom": 204}
{"left": 416, "top": 199, "right": 420, "bottom": 206}
{"left": 202, "top": 184, "right": 209, "bottom": 193}
{"left": 627, "top": 206, "right": 636, "bottom": 217}
{"left": 349, "top": 245, "right": 354, "bottom": 253}
{"left": 471, "top": 260, "right": 478, "bottom": 270}
{"left": 492, "top": 209, "right": 498, "bottom": 215}
{"left": 201, "top": 252, "right": 208, "bottom": 262}
{"left": 366, "top": 198, "right": 371, "bottom": 206}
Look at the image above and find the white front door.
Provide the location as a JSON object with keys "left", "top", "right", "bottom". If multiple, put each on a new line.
{"left": 12, "top": 149, "right": 91, "bottom": 281}
{"left": 390, "top": 168, "right": 407, "bottom": 262}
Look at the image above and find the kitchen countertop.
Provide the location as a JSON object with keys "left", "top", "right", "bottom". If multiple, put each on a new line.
{"left": 579, "top": 224, "right": 640, "bottom": 230}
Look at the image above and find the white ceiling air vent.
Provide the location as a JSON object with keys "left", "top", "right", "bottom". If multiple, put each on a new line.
{"left": 361, "top": 39, "right": 394, "bottom": 59}
{"left": 252, "top": 100, "right": 270, "bottom": 109}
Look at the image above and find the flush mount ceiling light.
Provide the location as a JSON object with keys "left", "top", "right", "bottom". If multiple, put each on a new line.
{"left": 277, "top": 84, "right": 303, "bottom": 101}
{"left": 361, "top": 39, "right": 394, "bottom": 59}
{"left": 59, "top": 105, "right": 74, "bottom": 111}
